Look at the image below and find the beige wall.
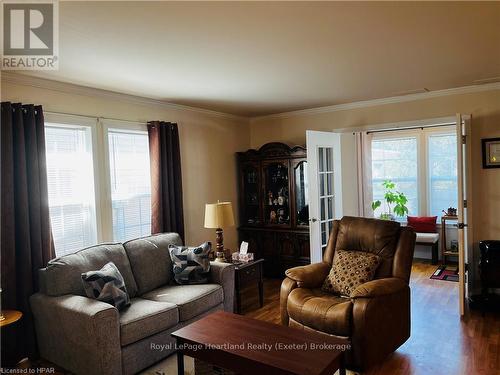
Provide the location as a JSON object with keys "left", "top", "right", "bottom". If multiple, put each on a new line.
{"left": 4, "top": 76, "right": 500, "bottom": 268}
{"left": 1, "top": 79, "right": 250, "bottom": 251}
{"left": 250, "top": 89, "right": 500, "bottom": 258}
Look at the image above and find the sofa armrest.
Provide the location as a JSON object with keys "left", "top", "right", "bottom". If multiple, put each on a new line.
{"left": 30, "top": 293, "right": 121, "bottom": 375}
{"left": 209, "top": 262, "right": 235, "bottom": 313}
{"left": 285, "top": 262, "right": 331, "bottom": 288}
{"left": 350, "top": 277, "right": 407, "bottom": 299}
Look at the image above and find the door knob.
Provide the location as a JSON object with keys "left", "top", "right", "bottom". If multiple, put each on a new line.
{"left": 310, "top": 218, "right": 318, "bottom": 223}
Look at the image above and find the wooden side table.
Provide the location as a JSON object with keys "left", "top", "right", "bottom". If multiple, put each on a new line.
{"left": 441, "top": 215, "right": 459, "bottom": 265}
{"left": 0, "top": 310, "right": 22, "bottom": 328}
{"left": 234, "top": 259, "right": 264, "bottom": 314}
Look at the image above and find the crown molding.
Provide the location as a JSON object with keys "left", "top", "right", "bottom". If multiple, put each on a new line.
{"left": 250, "top": 82, "right": 500, "bottom": 122}
{"left": 1, "top": 72, "right": 247, "bottom": 122}
{"left": 3, "top": 71, "right": 499, "bottom": 123}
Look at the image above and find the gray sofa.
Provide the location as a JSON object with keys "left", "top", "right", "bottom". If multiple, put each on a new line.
{"left": 30, "top": 233, "right": 235, "bottom": 375}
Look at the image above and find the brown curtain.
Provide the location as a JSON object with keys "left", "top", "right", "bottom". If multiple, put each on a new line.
{"left": 147, "top": 121, "right": 185, "bottom": 241}
{"left": 1, "top": 102, "right": 55, "bottom": 364}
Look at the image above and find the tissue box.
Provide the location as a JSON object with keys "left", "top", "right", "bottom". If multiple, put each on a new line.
{"left": 231, "top": 252, "right": 254, "bottom": 263}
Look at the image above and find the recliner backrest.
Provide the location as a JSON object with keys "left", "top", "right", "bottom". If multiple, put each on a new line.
{"left": 323, "top": 216, "right": 415, "bottom": 280}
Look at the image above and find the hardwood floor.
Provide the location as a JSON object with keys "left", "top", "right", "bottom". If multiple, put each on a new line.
{"left": 17, "top": 261, "right": 500, "bottom": 375}
{"left": 241, "top": 261, "right": 500, "bottom": 375}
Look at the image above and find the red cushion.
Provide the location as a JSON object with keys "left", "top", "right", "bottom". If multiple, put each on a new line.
{"left": 407, "top": 216, "right": 437, "bottom": 233}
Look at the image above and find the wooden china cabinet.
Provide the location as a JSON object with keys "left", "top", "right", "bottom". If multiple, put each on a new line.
{"left": 236, "top": 142, "right": 310, "bottom": 278}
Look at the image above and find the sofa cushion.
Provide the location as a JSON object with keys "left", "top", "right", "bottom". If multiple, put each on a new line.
{"left": 119, "top": 298, "right": 178, "bottom": 346}
{"left": 41, "top": 243, "right": 138, "bottom": 297}
{"left": 169, "top": 242, "right": 211, "bottom": 285}
{"left": 142, "top": 284, "right": 223, "bottom": 321}
{"left": 287, "top": 288, "right": 353, "bottom": 336}
{"left": 415, "top": 232, "right": 439, "bottom": 244}
{"left": 82, "top": 262, "right": 131, "bottom": 311}
{"left": 123, "top": 233, "right": 183, "bottom": 295}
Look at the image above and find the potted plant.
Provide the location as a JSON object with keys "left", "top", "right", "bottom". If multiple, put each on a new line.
{"left": 371, "top": 180, "right": 409, "bottom": 220}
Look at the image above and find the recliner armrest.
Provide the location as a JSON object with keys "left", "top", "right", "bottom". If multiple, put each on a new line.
{"left": 285, "top": 262, "right": 331, "bottom": 288}
{"left": 350, "top": 277, "right": 407, "bottom": 299}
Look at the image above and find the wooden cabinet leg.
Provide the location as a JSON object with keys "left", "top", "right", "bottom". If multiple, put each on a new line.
{"left": 258, "top": 280, "right": 264, "bottom": 307}
{"left": 432, "top": 242, "right": 438, "bottom": 265}
{"left": 236, "top": 289, "right": 242, "bottom": 314}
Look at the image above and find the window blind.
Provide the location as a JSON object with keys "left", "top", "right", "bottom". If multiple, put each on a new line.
{"left": 108, "top": 130, "right": 152, "bottom": 242}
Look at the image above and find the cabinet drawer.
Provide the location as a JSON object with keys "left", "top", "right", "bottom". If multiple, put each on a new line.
{"left": 237, "top": 264, "right": 261, "bottom": 287}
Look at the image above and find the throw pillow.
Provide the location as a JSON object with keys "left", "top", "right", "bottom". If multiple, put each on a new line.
{"left": 169, "top": 242, "right": 211, "bottom": 285}
{"left": 81, "top": 262, "right": 130, "bottom": 311}
{"left": 407, "top": 216, "right": 437, "bottom": 233}
{"left": 322, "top": 250, "right": 381, "bottom": 297}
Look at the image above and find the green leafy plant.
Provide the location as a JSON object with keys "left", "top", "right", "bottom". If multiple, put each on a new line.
{"left": 371, "top": 180, "right": 409, "bottom": 220}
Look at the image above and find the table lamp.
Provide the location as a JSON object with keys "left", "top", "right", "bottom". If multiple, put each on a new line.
{"left": 204, "top": 201, "right": 235, "bottom": 262}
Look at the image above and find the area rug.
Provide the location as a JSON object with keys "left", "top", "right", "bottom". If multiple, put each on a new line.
{"left": 430, "top": 265, "right": 459, "bottom": 282}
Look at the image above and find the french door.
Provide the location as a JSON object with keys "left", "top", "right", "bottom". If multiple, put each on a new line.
{"left": 306, "top": 131, "right": 343, "bottom": 263}
{"left": 456, "top": 114, "right": 472, "bottom": 316}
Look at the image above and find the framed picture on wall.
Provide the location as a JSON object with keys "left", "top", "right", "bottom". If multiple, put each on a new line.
{"left": 482, "top": 137, "right": 500, "bottom": 168}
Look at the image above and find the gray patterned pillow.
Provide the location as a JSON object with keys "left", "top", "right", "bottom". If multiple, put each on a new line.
{"left": 81, "top": 262, "right": 130, "bottom": 311}
{"left": 169, "top": 242, "right": 211, "bottom": 285}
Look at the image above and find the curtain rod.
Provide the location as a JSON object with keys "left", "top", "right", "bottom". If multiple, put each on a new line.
{"left": 366, "top": 122, "right": 455, "bottom": 135}
{"left": 43, "top": 110, "right": 148, "bottom": 125}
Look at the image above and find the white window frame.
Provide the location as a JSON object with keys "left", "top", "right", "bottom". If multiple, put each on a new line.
{"left": 44, "top": 113, "right": 149, "bottom": 249}
{"left": 371, "top": 124, "right": 457, "bottom": 221}
{"left": 100, "top": 118, "right": 149, "bottom": 242}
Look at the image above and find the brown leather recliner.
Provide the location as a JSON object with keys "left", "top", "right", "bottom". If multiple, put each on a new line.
{"left": 280, "top": 216, "right": 416, "bottom": 371}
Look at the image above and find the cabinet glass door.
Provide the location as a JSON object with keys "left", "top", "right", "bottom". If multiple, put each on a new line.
{"left": 263, "top": 161, "right": 290, "bottom": 225}
{"left": 242, "top": 164, "right": 261, "bottom": 225}
{"left": 294, "top": 161, "right": 309, "bottom": 226}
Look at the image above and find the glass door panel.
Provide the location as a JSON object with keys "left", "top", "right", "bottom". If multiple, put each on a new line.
{"left": 263, "top": 161, "right": 290, "bottom": 225}
{"left": 294, "top": 161, "right": 309, "bottom": 226}
{"left": 242, "top": 164, "right": 261, "bottom": 225}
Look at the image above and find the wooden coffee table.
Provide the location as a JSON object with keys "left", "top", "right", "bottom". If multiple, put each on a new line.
{"left": 171, "top": 310, "right": 348, "bottom": 375}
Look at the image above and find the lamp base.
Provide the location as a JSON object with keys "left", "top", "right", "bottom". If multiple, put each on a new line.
{"left": 214, "top": 252, "right": 226, "bottom": 263}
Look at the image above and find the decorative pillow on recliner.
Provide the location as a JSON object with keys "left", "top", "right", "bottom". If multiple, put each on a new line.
{"left": 81, "top": 262, "right": 130, "bottom": 311}
{"left": 168, "top": 242, "right": 211, "bottom": 285}
{"left": 322, "top": 250, "right": 381, "bottom": 297}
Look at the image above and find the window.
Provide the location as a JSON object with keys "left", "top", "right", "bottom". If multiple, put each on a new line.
{"left": 45, "top": 125, "right": 97, "bottom": 256}
{"left": 428, "top": 134, "right": 458, "bottom": 217}
{"left": 108, "top": 130, "right": 151, "bottom": 242}
{"left": 371, "top": 126, "right": 457, "bottom": 220}
{"left": 372, "top": 137, "right": 418, "bottom": 218}
{"left": 45, "top": 115, "right": 151, "bottom": 256}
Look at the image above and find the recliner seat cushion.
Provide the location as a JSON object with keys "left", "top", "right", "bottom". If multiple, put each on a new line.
{"left": 142, "top": 284, "right": 223, "bottom": 321}
{"left": 123, "top": 233, "right": 183, "bottom": 295}
{"left": 287, "top": 288, "right": 352, "bottom": 336}
{"left": 119, "top": 298, "right": 179, "bottom": 346}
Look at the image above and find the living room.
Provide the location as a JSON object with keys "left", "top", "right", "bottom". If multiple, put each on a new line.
{"left": 1, "top": 1, "right": 499, "bottom": 375}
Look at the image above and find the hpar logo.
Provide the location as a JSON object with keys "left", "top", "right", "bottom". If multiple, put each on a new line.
{"left": 1, "top": 0, "right": 59, "bottom": 70}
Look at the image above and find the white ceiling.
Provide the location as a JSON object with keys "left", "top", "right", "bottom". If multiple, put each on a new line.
{"left": 19, "top": 1, "right": 500, "bottom": 117}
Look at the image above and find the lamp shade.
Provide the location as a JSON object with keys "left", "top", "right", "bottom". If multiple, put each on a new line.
{"left": 204, "top": 201, "right": 235, "bottom": 229}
